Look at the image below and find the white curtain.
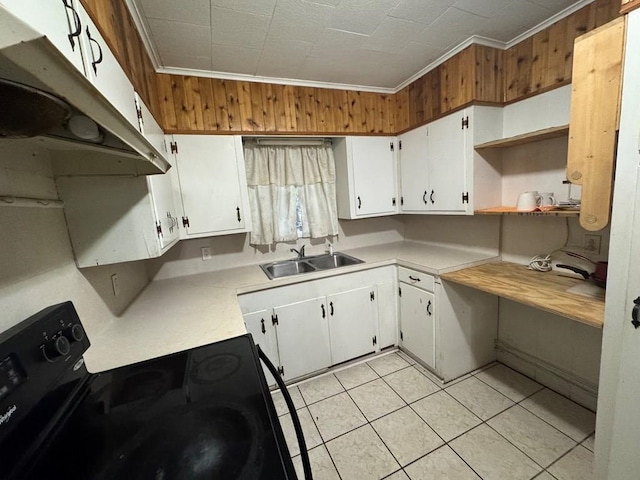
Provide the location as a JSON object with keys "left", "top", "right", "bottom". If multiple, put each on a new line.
{"left": 244, "top": 142, "right": 339, "bottom": 245}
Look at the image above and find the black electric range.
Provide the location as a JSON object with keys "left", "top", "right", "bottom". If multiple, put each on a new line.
{"left": 0, "top": 302, "right": 308, "bottom": 480}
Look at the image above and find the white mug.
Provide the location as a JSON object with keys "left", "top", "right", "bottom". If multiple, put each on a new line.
{"left": 516, "top": 191, "right": 541, "bottom": 211}
{"left": 538, "top": 192, "right": 557, "bottom": 206}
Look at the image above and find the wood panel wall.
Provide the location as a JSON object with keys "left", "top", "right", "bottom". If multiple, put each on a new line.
{"left": 83, "top": 0, "right": 620, "bottom": 136}
{"left": 157, "top": 76, "right": 396, "bottom": 135}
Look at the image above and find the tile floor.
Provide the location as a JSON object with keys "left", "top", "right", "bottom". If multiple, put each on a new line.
{"left": 271, "top": 351, "right": 596, "bottom": 480}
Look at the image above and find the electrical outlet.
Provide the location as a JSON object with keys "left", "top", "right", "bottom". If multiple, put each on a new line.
{"left": 111, "top": 274, "right": 120, "bottom": 296}
{"left": 201, "top": 247, "right": 212, "bottom": 260}
{"left": 584, "top": 234, "right": 602, "bottom": 254}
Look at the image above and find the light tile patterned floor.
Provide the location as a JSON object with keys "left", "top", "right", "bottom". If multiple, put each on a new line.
{"left": 275, "top": 351, "right": 596, "bottom": 480}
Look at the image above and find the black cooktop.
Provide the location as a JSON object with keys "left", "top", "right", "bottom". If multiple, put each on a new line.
{"left": 2, "top": 319, "right": 295, "bottom": 480}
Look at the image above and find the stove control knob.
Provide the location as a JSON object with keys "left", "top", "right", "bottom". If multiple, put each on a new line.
{"left": 43, "top": 336, "right": 71, "bottom": 360}
{"left": 63, "top": 324, "right": 85, "bottom": 343}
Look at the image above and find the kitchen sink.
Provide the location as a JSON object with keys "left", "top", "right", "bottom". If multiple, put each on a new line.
{"left": 260, "top": 252, "right": 364, "bottom": 280}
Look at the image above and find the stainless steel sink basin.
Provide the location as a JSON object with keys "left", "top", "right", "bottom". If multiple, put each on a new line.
{"left": 260, "top": 252, "right": 364, "bottom": 280}
{"left": 307, "top": 253, "right": 363, "bottom": 269}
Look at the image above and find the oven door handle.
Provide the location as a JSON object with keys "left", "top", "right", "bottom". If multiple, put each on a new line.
{"left": 257, "top": 345, "right": 313, "bottom": 480}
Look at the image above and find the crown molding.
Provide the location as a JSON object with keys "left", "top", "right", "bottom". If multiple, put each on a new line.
{"left": 155, "top": 67, "right": 397, "bottom": 94}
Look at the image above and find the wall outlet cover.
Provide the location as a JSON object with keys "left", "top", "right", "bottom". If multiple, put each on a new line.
{"left": 201, "top": 247, "right": 212, "bottom": 260}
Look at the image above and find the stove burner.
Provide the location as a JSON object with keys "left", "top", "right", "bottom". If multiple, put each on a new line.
{"left": 96, "top": 402, "right": 264, "bottom": 480}
{"left": 189, "top": 354, "right": 241, "bottom": 384}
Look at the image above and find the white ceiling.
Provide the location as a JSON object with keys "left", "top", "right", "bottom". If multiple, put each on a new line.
{"left": 131, "top": 0, "right": 584, "bottom": 91}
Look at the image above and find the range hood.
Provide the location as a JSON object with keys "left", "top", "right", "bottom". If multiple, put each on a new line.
{"left": 0, "top": 18, "right": 170, "bottom": 176}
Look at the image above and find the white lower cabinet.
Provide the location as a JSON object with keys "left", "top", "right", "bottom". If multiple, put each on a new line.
{"left": 398, "top": 266, "right": 499, "bottom": 382}
{"left": 274, "top": 297, "right": 332, "bottom": 381}
{"left": 239, "top": 267, "right": 396, "bottom": 384}
{"left": 399, "top": 283, "right": 436, "bottom": 369}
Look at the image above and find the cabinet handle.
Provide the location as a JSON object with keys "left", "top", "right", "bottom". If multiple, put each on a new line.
{"left": 330, "top": 302, "right": 334, "bottom": 316}
{"left": 63, "top": 0, "right": 82, "bottom": 50}
{"left": 426, "top": 300, "right": 432, "bottom": 316}
{"left": 261, "top": 318, "right": 266, "bottom": 334}
{"left": 423, "top": 190, "right": 428, "bottom": 204}
{"left": 357, "top": 196, "right": 361, "bottom": 209}
{"left": 86, "top": 26, "right": 103, "bottom": 75}
{"left": 321, "top": 304, "right": 325, "bottom": 318}
{"left": 430, "top": 190, "right": 435, "bottom": 204}
{"left": 408, "top": 275, "right": 421, "bottom": 282}
{"left": 236, "top": 207, "right": 242, "bottom": 223}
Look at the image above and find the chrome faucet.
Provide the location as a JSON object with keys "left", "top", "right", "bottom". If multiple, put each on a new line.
{"left": 290, "top": 245, "right": 306, "bottom": 259}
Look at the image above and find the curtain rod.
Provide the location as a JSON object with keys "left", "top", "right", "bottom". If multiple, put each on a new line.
{"left": 0, "top": 195, "right": 64, "bottom": 209}
{"left": 247, "top": 137, "right": 332, "bottom": 147}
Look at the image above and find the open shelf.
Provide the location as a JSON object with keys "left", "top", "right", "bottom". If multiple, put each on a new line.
{"left": 475, "top": 206, "right": 580, "bottom": 217}
{"left": 474, "top": 125, "right": 569, "bottom": 151}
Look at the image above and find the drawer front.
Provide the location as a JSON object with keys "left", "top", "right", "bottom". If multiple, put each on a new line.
{"left": 398, "top": 267, "right": 435, "bottom": 292}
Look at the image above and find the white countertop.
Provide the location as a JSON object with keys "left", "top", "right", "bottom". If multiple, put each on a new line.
{"left": 84, "top": 241, "right": 498, "bottom": 372}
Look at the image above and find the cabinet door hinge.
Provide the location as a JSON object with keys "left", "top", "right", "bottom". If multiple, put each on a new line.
{"left": 400, "top": 331, "right": 403, "bottom": 341}
{"left": 170, "top": 141, "right": 178, "bottom": 154}
{"left": 370, "top": 291, "right": 375, "bottom": 301}
{"left": 182, "top": 216, "right": 190, "bottom": 228}
{"left": 390, "top": 141, "right": 394, "bottom": 152}
{"left": 462, "top": 192, "right": 469, "bottom": 204}
{"left": 271, "top": 314, "right": 279, "bottom": 326}
{"left": 277, "top": 366, "right": 284, "bottom": 376}
{"left": 400, "top": 196, "right": 404, "bottom": 206}
{"left": 136, "top": 106, "right": 143, "bottom": 121}
{"left": 392, "top": 197, "right": 396, "bottom": 206}
{"left": 155, "top": 221, "right": 162, "bottom": 236}
{"left": 398, "top": 287, "right": 402, "bottom": 297}
{"left": 398, "top": 140, "right": 402, "bottom": 150}
{"left": 461, "top": 116, "right": 469, "bottom": 129}
{"left": 372, "top": 335, "right": 377, "bottom": 346}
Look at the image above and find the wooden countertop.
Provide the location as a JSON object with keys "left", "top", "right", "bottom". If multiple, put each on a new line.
{"left": 440, "top": 261, "right": 605, "bottom": 328}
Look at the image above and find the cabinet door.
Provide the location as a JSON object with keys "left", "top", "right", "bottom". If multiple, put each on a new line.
{"left": 1, "top": 0, "right": 86, "bottom": 74}
{"left": 135, "top": 93, "right": 168, "bottom": 163}
{"left": 400, "top": 283, "right": 435, "bottom": 369}
{"left": 148, "top": 168, "right": 180, "bottom": 251}
{"left": 399, "top": 125, "right": 429, "bottom": 212}
{"left": 327, "top": 286, "right": 376, "bottom": 365}
{"left": 78, "top": 5, "right": 138, "bottom": 128}
{"left": 274, "top": 297, "right": 331, "bottom": 381}
{"left": 172, "top": 135, "right": 249, "bottom": 237}
{"left": 351, "top": 137, "right": 397, "bottom": 216}
{"left": 426, "top": 112, "right": 467, "bottom": 212}
{"left": 244, "top": 310, "right": 279, "bottom": 387}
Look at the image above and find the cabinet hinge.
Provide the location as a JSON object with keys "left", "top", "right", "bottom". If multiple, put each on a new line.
{"left": 136, "top": 106, "right": 143, "bottom": 121}
{"left": 400, "top": 197, "right": 404, "bottom": 206}
{"left": 398, "top": 140, "right": 402, "bottom": 150}
{"left": 462, "top": 192, "right": 469, "bottom": 204}
{"left": 182, "top": 216, "right": 190, "bottom": 228}
{"left": 370, "top": 291, "right": 375, "bottom": 301}
{"left": 392, "top": 197, "right": 396, "bottom": 206}
{"left": 170, "top": 141, "right": 178, "bottom": 154}
{"left": 272, "top": 314, "right": 279, "bottom": 326}
{"left": 461, "top": 116, "right": 469, "bottom": 129}
{"left": 277, "top": 366, "right": 284, "bottom": 376}
{"left": 400, "top": 331, "right": 403, "bottom": 341}
{"left": 390, "top": 141, "right": 394, "bottom": 152}
{"left": 372, "top": 335, "right": 377, "bottom": 346}
{"left": 155, "top": 221, "right": 162, "bottom": 236}
{"left": 399, "top": 287, "right": 402, "bottom": 297}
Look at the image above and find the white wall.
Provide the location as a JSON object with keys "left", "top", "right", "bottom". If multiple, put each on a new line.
{"left": 0, "top": 141, "right": 148, "bottom": 337}
{"left": 147, "top": 216, "right": 405, "bottom": 280}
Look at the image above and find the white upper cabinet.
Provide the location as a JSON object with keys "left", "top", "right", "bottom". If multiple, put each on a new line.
{"left": 399, "top": 106, "right": 503, "bottom": 215}
{"left": 135, "top": 93, "right": 168, "bottom": 164}
{"left": 398, "top": 125, "right": 429, "bottom": 212}
{"left": 77, "top": 4, "right": 138, "bottom": 129}
{"left": 57, "top": 169, "right": 181, "bottom": 267}
{"left": 0, "top": 0, "right": 86, "bottom": 74}
{"left": 170, "top": 135, "right": 251, "bottom": 239}
{"left": 334, "top": 136, "right": 398, "bottom": 218}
